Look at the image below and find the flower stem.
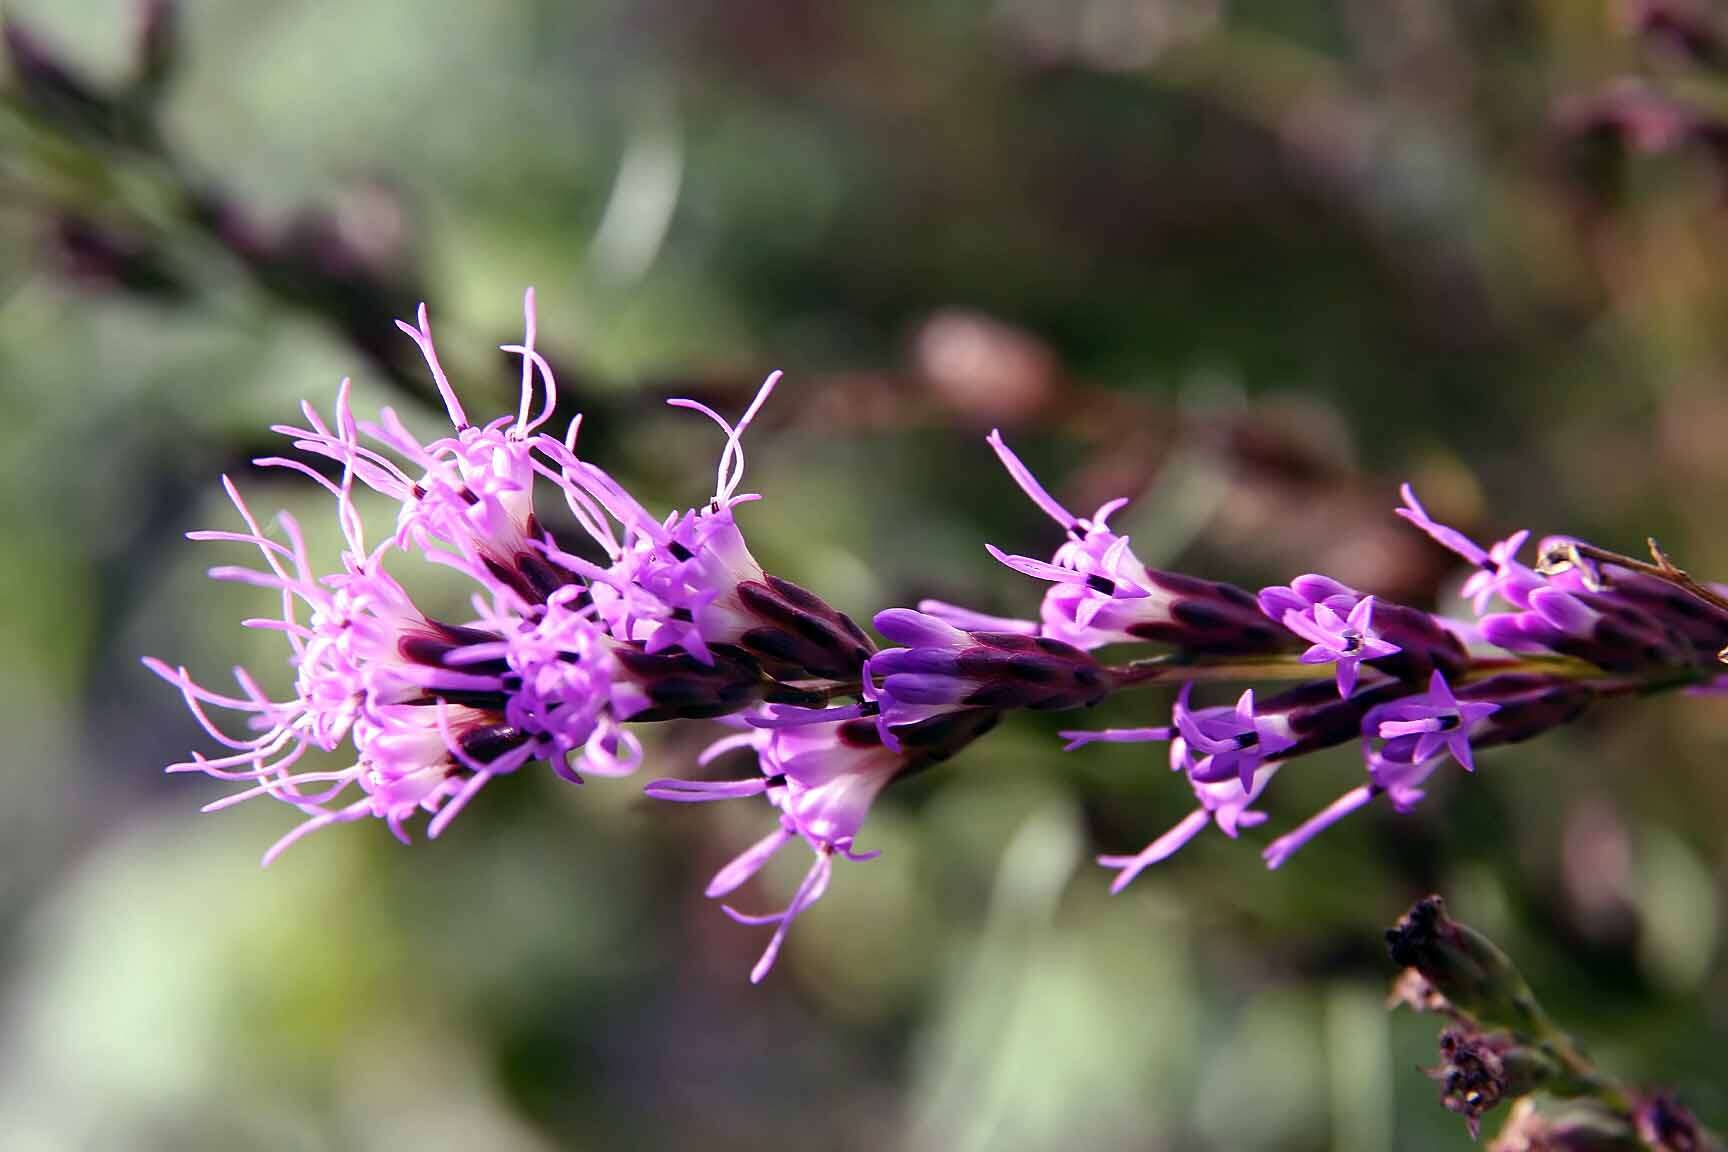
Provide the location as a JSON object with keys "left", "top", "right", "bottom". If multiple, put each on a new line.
{"left": 1106, "top": 651, "right": 1614, "bottom": 691}
{"left": 1108, "top": 654, "right": 1323, "bottom": 687}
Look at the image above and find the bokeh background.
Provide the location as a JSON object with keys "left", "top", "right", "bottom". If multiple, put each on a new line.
{"left": 2, "top": 1, "right": 1725, "bottom": 1148}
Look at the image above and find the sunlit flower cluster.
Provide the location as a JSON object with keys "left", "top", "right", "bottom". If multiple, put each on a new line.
{"left": 151, "top": 292, "right": 1728, "bottom": 980}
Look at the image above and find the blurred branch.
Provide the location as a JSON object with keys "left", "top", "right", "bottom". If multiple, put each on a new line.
{"left": 1, "top": 2, "right": 452, "bottom": 412}
{"left": 667, "top": 308, "right": 1468, "bottom": 601}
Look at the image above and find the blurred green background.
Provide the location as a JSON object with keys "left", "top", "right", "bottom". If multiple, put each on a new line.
{"left": 1, "top": 1, "right": 1724, "bottom": 1148}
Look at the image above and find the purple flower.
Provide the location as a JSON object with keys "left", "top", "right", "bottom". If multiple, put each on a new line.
{"left": 645, "top": 715, "right": 906, "bottom": 983}
{"left": 1634, "top": 1091, "right": 1708, "bottom": 1152}
{"left": 448, "top": 584, "right": 652, "bottom": 775}
{"left": 1093, "top": 742, "right": 1282, "bottom": 893}
{"left": 1481, "top": 540, "right": 1722, "bottom": 673}
{"left": 1460, "top": 530, "right": 1532, "bottom": 614}
{"left": 1259, "top": 729, "right": 1458, "bottom": 870}
{"left": 864, "top": 610, "right": 982, "bottom": 734}
{"left": 1061, "top": 686, "right": 1310, "bottom": 891}
{"left": 1257, "top": 677, "right": 1486, "bottom": 863}
{"left": 144, "top": 475, "right": 641, "bottom": 863}
{"left": 1171, "top": 685, "right": 1297, "bottom": 789}
{"left": 1401, "top": 494, "right": 1726, "bottom": 674}
{"left": 1265, "top": 673, "right": 1593, "bottom": 869}
{"left": 1065, "top": 678, "right": 1409, "bottom": 880}
{"left": 145, "top": 292, "right": 747, "bottom": 861}
{"left": 1259, "top": 573, "right": 1470, "bottom": 686}
{"left": 539, "top": 375, "right": 875, "bottom": 682}
{"left": 1279, "top": 595, "right": 1399, "bottom": 696}
{"left": 270, "top": 292, "right": 569, "bottom": 600}
{"left": 913, "top": 598, "right": 1038, "bottom": 636}
{"left": 1371, "top": 671, "right": 1499, "bottom": 772}
{"left": 1478, "top": 586, "right": 1692, "bottom": 674}
{"left": 535, "top": 375, "right": 779, "bottom": 662}
{"left": 1397, "top": 485, "right": 1541, "bottom": 614}
{"left": 985, "top": 431, "right": 1285, "bottom": 653}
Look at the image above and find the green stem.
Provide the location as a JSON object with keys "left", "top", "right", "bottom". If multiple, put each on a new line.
{"left": 1107, "top": 654, "right": 1324, "bottom": 687}
{"left": 1531, "top": 1021, "right": 1635, "bottom": 1113}
{"left": 1105, "top": 651, "right": 1617, "bottom": 691}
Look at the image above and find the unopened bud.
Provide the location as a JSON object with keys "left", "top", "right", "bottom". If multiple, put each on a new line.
{"left": 612, "top": 644, "right": 764, "bottom": 722}
{"left": 735, "top": 574, "right": 876, "bottom": 681}
{"left": 868, "top": 609, "right": 1108, "bottom": 745}
{"left": 1386, "top": 896, "right": 1543, "bottom": 1031}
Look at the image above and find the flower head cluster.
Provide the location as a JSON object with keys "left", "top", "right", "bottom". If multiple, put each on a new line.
{"left": 148, "top": 294, "right": 1728, "bottom": 982}
{"left": 972, "top": 440, "right": 1727, "bottom": 886}
{"left": 148, "top": 291, "right": 803, "bottom": 864}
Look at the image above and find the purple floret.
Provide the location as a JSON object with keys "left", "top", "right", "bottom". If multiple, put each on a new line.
{"left": 983, "top": 430, "right": 1287, "bottom": 654}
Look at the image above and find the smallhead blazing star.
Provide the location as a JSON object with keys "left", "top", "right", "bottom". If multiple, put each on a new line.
{"left": 150, "top": 292, "right": 1728, "bottom": 981}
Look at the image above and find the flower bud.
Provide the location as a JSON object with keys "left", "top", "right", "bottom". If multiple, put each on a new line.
{"left": 610, "top": 644, "right": 764, "bottom": 722}
{"left": 1386, "top": 896, "right": 1543, "bottom": 1032}
{"left": 735, "top": 574, "right": 875, "bottom": 680}
{"left": 867, "top": 609, "right": 1107, "bottom": 742}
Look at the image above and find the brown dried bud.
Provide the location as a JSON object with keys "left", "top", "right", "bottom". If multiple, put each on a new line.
{"left": 1432, "top": 1028, "right": 1560, "bottom": 1139}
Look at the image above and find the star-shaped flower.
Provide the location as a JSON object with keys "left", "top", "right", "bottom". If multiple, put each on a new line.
{"left": 1373, "top": 671, "right": 1499, "bottom": 771}
{"left": 1281, "top": 595, "right": 1400, "bottom": 696}
{"left": 1174, "top": 685, "right": 1297, "bottom": 790}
